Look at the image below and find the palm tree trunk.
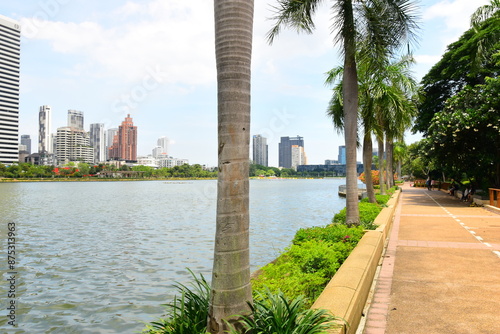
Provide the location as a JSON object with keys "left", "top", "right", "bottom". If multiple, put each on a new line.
{"left": 397, "top": 160, "right": 402, "bottom": 181}
{"left": 343, "top": 0, "right": 360, "bottom": 226}
{"left": 363, "top": 132, "right": 376, "bottom": 203}
{"left": 386, "top": 138, "right": 394, "bottom": 189}
{"left": 378, "top": 137, "right": 386, "bottom": 195}
{"left": 209, "top": 1, "right": 254, "bottom": 332}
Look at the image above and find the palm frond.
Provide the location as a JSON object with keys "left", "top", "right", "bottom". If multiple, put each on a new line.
{"left": 267, "top": 0, "right": 325, "bottom": 44}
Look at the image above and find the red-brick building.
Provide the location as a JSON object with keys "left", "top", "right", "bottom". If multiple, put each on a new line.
{"left": 108, "top": 114, "right": 137, "bottom": 161}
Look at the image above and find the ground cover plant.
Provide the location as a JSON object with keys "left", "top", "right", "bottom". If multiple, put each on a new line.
{"left": 227, "top": 290, "right": 339, "bottom": 334}
{"left": 143, "top": 189, "right": 398, "bottom": 332}
{"left": 142, "top": 270, "right": 210, "bottom": 334}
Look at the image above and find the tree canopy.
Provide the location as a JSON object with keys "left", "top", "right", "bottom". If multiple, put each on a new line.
{"left": 414, "top": 12, "right": 500, "bottom": 134}
{"left": 424, "top": 77, "right": 500, "bottom": 186}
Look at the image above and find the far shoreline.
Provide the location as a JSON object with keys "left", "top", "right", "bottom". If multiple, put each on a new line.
{"left": 0, "top": 176, "right": 345, "bottom": 183}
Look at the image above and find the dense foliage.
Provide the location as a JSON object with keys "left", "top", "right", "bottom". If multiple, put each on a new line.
{"left": 143, "top": 188, "right": 397, "bottom": 332}
{"left": 0, "top": 162, "right": 217, "bottom": 179}
{"left": 414, "top": 14, "right": 500, "bottom": 135}
{"left": 251, "top": 224, "right": 364, "bottom": 307}
{"left": 251, "top": 188, "right": 395, "bottom": 307}
{"left": 424, "top": 77, "right": 500, "bottom": 186}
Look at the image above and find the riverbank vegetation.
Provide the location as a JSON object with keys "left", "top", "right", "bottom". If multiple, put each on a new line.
{"left": 0, "top": 162, "right": 217, "bottom": 180}
{"left": 0, "top": 162, "right": 352, "bottom": 181}
{"left": 142, "top": 188, "right": 397, "bottom": 333}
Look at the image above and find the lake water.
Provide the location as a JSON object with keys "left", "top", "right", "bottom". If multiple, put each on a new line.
{"left": 0, "top": 178, "right": 348, "bottom": 333}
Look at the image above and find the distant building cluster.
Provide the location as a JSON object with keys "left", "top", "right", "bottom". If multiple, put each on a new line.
{"left": 19, "top": 107, "right": 188, "bottom": 168}
{"left": 136, "top": 136, "right": 189, "bottom": 168}
{"left": 20, "top": 107, "right": 139, "bottom": 166}
{"left": 278, "top": 136, "right": 307, "bottom": 170}
{"left": 251, "top": 134, "right": 364, "bottom": 176}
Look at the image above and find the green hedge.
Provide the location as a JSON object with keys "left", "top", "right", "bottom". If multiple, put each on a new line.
{"left": 252, "top": 224, "right": 365, "bottom": 307}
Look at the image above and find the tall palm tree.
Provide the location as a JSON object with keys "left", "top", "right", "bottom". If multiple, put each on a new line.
{"left": 326, "top": 54, "right": 418, "bottom": 200}
{"left": 209, "top": 1, "right": 254, "bottom": 333}
{"left": 393, "top": 141, "right": 407, "bottom": 181}
{"left": 268, "top": 0, "right": 418, "bottom": 225}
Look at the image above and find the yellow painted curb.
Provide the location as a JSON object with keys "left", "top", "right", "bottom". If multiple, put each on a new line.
{"left": 312, "top": 189, "right": 401, "bottom": 334}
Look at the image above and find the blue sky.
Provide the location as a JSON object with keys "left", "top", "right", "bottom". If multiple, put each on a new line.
{"left": 1, "top": 0, "right": 490, "bottom": 166}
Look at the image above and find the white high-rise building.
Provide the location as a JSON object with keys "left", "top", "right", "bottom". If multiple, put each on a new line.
{"left": 0, "top": 15, "right": 21, "bottom": 164}
{"left": 67, "top": 110, "right": 84, "bottom": 130}
{"left": 90, "top": 123, "right": 106, "bottom": 163}
{"left": 56, "top": 127, "right": 94, "bottom": 164}
{"left": 154, "top": 136, "right": 169, "bottom": 158}
{"left": 291, "top": 145, "right": 307, "bottom": 170}
{"left": 38, "top": 105, "right": 52, "bottom": 154}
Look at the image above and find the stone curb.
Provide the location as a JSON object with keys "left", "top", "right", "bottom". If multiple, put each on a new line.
{"left": 311, "top": 189, "right": 401, "bottom": 334}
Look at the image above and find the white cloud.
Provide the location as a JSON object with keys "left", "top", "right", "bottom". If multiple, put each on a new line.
{"left": 414, "top": 54, "right": 442, "bottom": 65}
{"left": 424, "top": 0, "right": 490, "bottom": 32}
{"left": 20, "top": 0, "right": 216, "bottom": 85}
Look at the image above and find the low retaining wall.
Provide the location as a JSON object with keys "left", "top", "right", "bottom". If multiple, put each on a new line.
{"left": 312, "top": 190, "right": 401, "bottom": 334}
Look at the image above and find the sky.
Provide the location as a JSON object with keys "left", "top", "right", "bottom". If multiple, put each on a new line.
{"left": 0, "top": 0, "right": 490, "bottom": 167}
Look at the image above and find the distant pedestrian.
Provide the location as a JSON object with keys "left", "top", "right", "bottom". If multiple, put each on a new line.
{"left": 426, "top": 177, "right": 432, "bottom": 191}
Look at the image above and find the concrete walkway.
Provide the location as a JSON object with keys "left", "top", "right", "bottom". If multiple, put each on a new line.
{"left": 362, "top": 183, "right": 500, "bottom": 334}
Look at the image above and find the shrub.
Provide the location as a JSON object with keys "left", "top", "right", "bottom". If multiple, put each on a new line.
{"left": 361, "top": 194, "right": 390, "bottom": 205}
{"left": 332, "top": 202, "right": 382, "bottom": 229}
{"left": 228, "top": 290, "right": 338, "bottom": 334}
{"left": 292, "top": 224, "right": 364, "bottom": 245}
{"left": 251, "top": 240, "right": 347, "bottom": 305}
{"left": 142, "top": 270, "right": 210, "bottom": 334}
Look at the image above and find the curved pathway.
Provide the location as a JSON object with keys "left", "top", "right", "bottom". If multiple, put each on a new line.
{"left": 362, "top": 184, "right": 500, "bottom": 334}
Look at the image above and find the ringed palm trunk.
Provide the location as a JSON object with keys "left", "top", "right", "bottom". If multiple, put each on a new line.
{"left": 378, "top": 137, "right": 386, "bottom": 195}
{"left": 209, "top": 1, "right": 254, "bottom": 333}
{"left": 386, "top": 138, "right": 394, "bottom": 189}
{"left": 343, "top": 0, "right": 360, "bottom": 226}
{"left": 363, "top": 132, "right": 376, "bottom": 203}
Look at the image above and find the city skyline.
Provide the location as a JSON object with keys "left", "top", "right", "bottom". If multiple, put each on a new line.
{"left": 1, "top": 1, "right": 489, "bottom": 166}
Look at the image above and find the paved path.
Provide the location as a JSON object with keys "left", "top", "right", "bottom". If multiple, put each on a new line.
{"left": 362, "top": 184, "right": 500, "bottom": 334}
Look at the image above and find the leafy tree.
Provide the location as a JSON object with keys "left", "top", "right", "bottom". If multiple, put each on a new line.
{"left": 414, "top": 13, "right": 500, "bottom": 134}
{"left": 209, "top": 1, "right": 254, "bottom": 333}
{"left": 77, "top": 162, "right": 90, "bottom": 175}
{"left": 268, "top": 0, "right": 419, "bottom": 225}
{"left": 426, "top": 77, "right": 500, "bottom": 187}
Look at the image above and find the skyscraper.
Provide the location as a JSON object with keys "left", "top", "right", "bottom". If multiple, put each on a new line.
{"left": 56, "top": 127, "right": 93, "bottom": 164}
{"left": 338, "top": 145, "right": 346, "bottom": 165}
{"left": 279, "top": 136, "right": 304, "bottom": 168}
{"left": 106, "top": 128, "right": 118, "bottom": 161}
{"left": 252, "top": 134, "right": 268, "bottom": 166}
{"left": 38, "top": 105, "right": 52, "bottom": 154}
{"left": 0, "top": 15, "right": 21, "bottom": 164}
{"left": 67, "top": 110, "right": 84, "bottom": 130}
{"left": 108, "top": 114, "right": 137, "bottom": 161}
{"left": 90, "top": 123, "right": 106, "bottom": 163}
{"left": 153, "top": 136, "right": 169, "bottom": 158}
{"left": 21, "top": 135, "right": 31, "bottom": 154}
{"left": 291, "top": 145, "right": 306, "bottom": 170}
